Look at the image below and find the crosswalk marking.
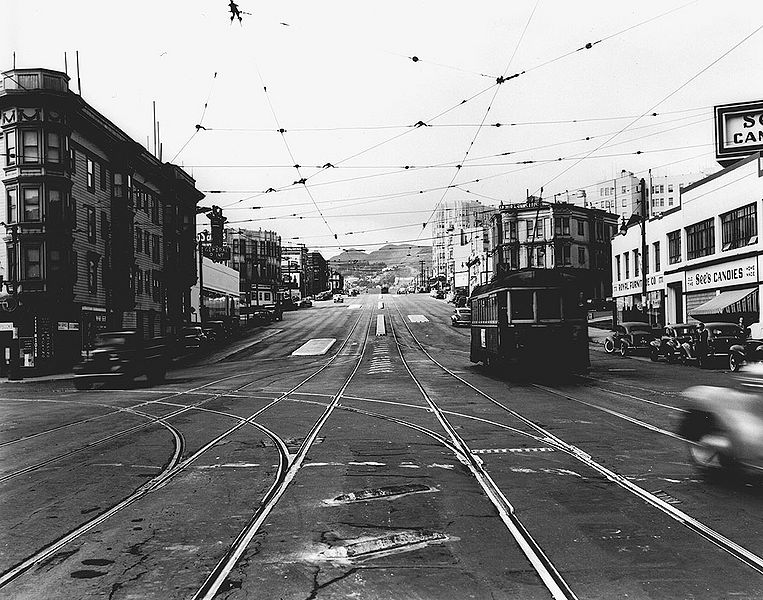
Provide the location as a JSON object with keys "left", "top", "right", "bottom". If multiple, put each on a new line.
{"left": 292, "top": 338, "right": 336, "bottom": 356}
{"left": 408, "top": 315, "right": 428, "bottom": 323}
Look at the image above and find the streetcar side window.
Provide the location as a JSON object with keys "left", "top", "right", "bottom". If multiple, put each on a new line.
{"left": 537, "top": 289, "right": 562, "bottom": 320}
{"left": 510, "top": 289, "right": 534, "bottom": 321}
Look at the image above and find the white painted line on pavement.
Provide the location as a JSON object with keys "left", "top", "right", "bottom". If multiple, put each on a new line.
{"left": 408, "top": 315, "right": 428, "bottom": 323}
{"left": 378, "top": 301, "right": 384, "bottom": 309}
{"left": 376, "top": 315, "right": 386, "bottom": 336}
{"left": 348, "top": 304, "right": 362, "bottom": 310}
{"left": 291, "top": 338, "right": 336, "bottom": 356}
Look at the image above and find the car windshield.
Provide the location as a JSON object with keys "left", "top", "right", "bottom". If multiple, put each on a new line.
{"left": 674, "top": 327, "right": 695, "bottom": 335}
{"left": 95, "top": 334, "right": 130, "bottom": 348}
{"left": 627, "top": 325, "right": 652, "bottom": 333}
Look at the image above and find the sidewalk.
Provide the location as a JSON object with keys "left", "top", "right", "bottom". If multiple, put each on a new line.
{"left": 0, "top": 326, "right": 283, "bottom": 385}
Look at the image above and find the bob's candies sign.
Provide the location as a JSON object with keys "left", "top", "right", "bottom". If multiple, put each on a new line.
{"left": 715, "top": 101, "right": 763, "bottom": 165}
{"left": 685, "top": 256, "right": 757, "bottom": 291}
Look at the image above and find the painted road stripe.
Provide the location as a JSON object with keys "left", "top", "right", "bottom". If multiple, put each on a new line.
{"left": 376, "top": 315, "right": 386, "bottom": 336}
{"left": 408, "top": 314, "right": 428, "bottom": 323}
{"left": 348, "top": 304, "right": 362, "bottom": 310}
{"left": 378, "top": 301, "right": 384, "bottom": 309}
{"left": 292, "top": 338, "right": 336, "bottom": 356}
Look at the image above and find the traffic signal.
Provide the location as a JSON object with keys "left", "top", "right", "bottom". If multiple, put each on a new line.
{"left": 208, "top": 205, "right": 226, "bottom": 247}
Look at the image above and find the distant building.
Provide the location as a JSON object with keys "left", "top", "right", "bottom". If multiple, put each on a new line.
{"left": 329, "top": 270, "right": 344, "bottom": 293}
{"left": 190, "top": 256, "right": 239, "bottom": 323}
{"left": 431, "top": 198, "right": 494, "bottom": 289}
{"left": 452, "top": 224, "right": 491, "bottom": 296}
{"left": 225, "top": 228, "right": 281, "bottom": 311}
{"left": 490, "top": 197, "right": 619, "bottom": 301}
{"left": 0, "top": 68, "right": 203, "bottom": 374}
{"left": 281, "top": 245, "right": 308, "bottom": 299}
{"left": 306, "top": 251, "right": 329, "bottom": 296}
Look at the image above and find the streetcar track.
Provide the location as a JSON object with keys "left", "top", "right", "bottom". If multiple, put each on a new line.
{"left": 390, "top": 299, "right": 763, "bottom": 577}
{"left": 0, "top": 306, "right": 372, "bottom": 591}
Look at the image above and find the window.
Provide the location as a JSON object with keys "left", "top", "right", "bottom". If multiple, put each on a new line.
{"left": 526, "top": 246, "right": 535, "bottom": 267}
{"left": 616, "top": 255, "right": 621, "bottom": 281}
{"left": 536, "top": 246, "right": 545, "bottom": 267}
{"left": 48, "top": 189, "right": 63, "bottom": 223}
{"left": 136, "top": 267, "right": 143, "bottom": 295}
{"left": 537, "top": 290, "right": 562, "bottom": 320}
{"left": 554, "top": 243, "right": 571, "bottom": 265}
{"left": 100, "top": 163, "right": 108, "bottom": 191}
{"left": 23, "top": 246, "right": 42, "bottom": 279}
{"left": 686, "top": 218, "right": 715, "bottom": 260}
{"left": 152, "top": 197, "right": 160, "bottom": 224}
{"left": 578, "top": 247, "right": 586, "bottom": 265}
{"left": 5, "top": 130, "right": 15, "bottom": 165}
{"left": 46, "top": 132, "right": 61, "bottom": 163}
{"left": 85, "top": 205, "right": 96, "bottom": 243}
{"left": 100, "top": 211, "right": 109, "bottom": 241}
{"left": 152, "top": 235, "right": 161, "bottom": 263}
{"left": 668, "top": 230, "right": 681, "bottom": 264}
{"left": 721, "top": 203, "right": 757, "bottom": 251}
{"left": 144, "top": 232, "right": 150, "bottom": 255}
{"left": 21, "top": 130, "right": 39, "bottom": 163}
{"left": 87, "top": 256, "right": 99, "bottom": 294}
{"left": 113, "top": 173, "right": 124, "bottom": 198}
{"left": 554, "top": 217, "right": 570, "bottom": 235}
{"left": 7, "top": 188, "right": 18, "bottom": 223}
{"left": 653, "top": 241, "right": 661, "bottom": 272}
{"left": 510, "top": 290, "right": 534, "bottom": 320}
{"left": 633, "top": 249, "right": 640, "bottom": 277}
{"left": 668, "top": 184, "right": 674, "bottom": 193}
{"left": 508, "top": 220, "right": 517, "bottom": 240}
{"left": 624, "top": 252, "right": 630, "bottom": 278}
{"left": 595, "top": 221, "right": 604, "bottom": 241}
{"left": 71, "top": 250, "right": 78, "bottom": 282}
{"left": 577, "top": 220, "right": 584, "bottom": 236}
{"left": 136, "top": 227, "right": 143, "bottom": 252}
{"left": 23, "top": 188, "right": 41, "bottom": 221}
{"left": 86, "top": 157, "right": 95, "bottom": 192}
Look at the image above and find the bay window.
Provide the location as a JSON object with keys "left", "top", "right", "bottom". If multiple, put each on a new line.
{"left": 23, "top": 188, "right": 41, "bottom": 221}
{"left": 24, "top": 245, "right": 42, "bottom": 279}
{"left": 21, "top": 130, "right": 39, "bottom": 163}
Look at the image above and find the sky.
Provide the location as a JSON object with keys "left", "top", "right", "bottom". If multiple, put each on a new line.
{"left": 3, "top": 1, "right": 763, "bottom": 258}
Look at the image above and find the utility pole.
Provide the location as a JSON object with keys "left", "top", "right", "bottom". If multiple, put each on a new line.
{"left": 639, "top": 178, "right": 649, "bottom": 325}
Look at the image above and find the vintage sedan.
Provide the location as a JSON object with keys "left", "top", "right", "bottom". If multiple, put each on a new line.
{"left": 728, "top": 335, "right": 763, "bottom": 371}
{"left": 680, "top": 368, "right": 763, "bottom": 475}
{"left": 649, "top": 323, "right": 697, "bottom": 363}
{"left": 450, "top": 308, "right": 472, "bottom": 327}
{"left": 696, "top": 322, "right": 745, "bottom": 368}
{"left": 603, "top": 322, "right": 657, "bottom": 357}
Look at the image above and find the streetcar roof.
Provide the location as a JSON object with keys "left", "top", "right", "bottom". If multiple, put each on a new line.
{"left": 470, "top": 268, "right": 582, "bottom": 297}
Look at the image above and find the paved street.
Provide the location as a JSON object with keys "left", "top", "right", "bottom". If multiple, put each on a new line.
{"left": 1, "top": 292, "right": 761, "bottom": 599}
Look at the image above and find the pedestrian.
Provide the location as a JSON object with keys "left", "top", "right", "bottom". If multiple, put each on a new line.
{"left": 739, "top": 316, "right": 748, "bottom": 338}
{"left": 695, "top": 322, "right": 709, "bottom": 366}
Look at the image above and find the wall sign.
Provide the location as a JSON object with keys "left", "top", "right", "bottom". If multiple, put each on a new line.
{"left": 685, "top": 255, "right": 757, "bottom": 292}
{"left": 715, "top": 101, "right": 763, "bottom": 165}
{"left": 612, "top": 274, "right": 664, "bottom": 297}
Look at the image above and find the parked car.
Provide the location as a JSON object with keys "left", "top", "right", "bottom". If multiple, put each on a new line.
{"left": 603, "top": 322, "right": 657, "bottom": 357}
{"left": 334, "top": 295, "right": 344, "bottom": 303}
{"left": 73, "top": 331, "right": 169, "bottom": 389}
{"left": 451, "top": 308, "right": 472, "bottom": 327}
{"left": 585, "top": 298, "right": 614, "bottom": 311}
{"left": 695, "top": 322, "right": 745, "bottom": 368}
{"left": 299, "top": 298, "right": 313, "bottom": 308}
{"left": 454, "top": 295, "right": 468, "bottom": 308}
{"left": 649, "top": 323, "right": 697, "bottom": 363}
{"left": 434, "top": 290, "right": 445, "bottom": 300}
{"left": 181, "top": 325, "right": 207, "bottom": 352}
{"left": 204, "top": 320, "right": 229, "bottom": 342}
{"left": 679, "top": 366, "right": 763, "bottom": 475}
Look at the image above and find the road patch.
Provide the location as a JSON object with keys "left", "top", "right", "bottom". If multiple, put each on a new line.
{"left": 408, "top": 314, "right": 429, "bottom": 323}
{"left": 292, "top": 338, "right": 336, "bottom": 356}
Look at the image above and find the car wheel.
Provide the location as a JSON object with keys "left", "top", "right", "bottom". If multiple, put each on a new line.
{"left": 729, "top": 353, "right": 741, "bottom": 372}
{"left": 649, "top": 348, "right": 659, "bottom": 362}
{"left": 689, "top": 430, "right": 734, "bottom": 472}
{"left": 619, "top": 342, "right": 629, "bottom": 357}
{"left": 604, "top": 338, "right": 615, "bottom": 354}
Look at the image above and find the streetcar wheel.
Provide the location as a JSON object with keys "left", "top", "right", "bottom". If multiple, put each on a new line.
{"left": 603, "top": 339, "right": 615, "bottom": 354}
{"left": 729, "top": 353, "right": 741, "bottom": 372}
{"left": 620, "top": 342, "right": 629, "bottom": 357}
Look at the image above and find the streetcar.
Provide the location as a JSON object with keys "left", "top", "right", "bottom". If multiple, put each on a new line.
{"left": 469, "top": 268, "right": 589, "bottom": 374}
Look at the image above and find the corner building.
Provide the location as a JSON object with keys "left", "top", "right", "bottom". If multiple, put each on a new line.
{"left": 0, "top": 68, "right": 202, "bottom": 374}
{"left": 612, "top": 153, "right": 763, "bottom": 327}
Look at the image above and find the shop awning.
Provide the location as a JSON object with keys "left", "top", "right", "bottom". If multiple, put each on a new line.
{"left": 690, "top": 288, "right": 757, "bottom": 316}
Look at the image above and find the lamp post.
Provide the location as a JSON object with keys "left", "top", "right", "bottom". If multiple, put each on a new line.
{"left": 1, "top": 222, "right": 22, "bottom": 380}
{"left": 197, "top": 230, "right": 209, "bottom": 323}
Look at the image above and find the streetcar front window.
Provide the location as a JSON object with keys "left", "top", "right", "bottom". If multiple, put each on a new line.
{"left": 537, "top": 290, "right": 562, "bottom": 320}
{"left": 510, "top": 290, "right": 534, "bottom": 321}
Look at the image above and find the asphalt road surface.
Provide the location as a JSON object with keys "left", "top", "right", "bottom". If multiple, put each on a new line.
{"left": 1, "top": 292, "right": 761, "bottom": 599}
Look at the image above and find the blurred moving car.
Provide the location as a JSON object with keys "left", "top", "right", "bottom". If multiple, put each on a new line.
{"left": 73, "top": 331, "right": 169, "bottom": 389}
{"left": 603, "top": 322, "right": 656, "bottom": 357}
{"left": 680, "top": 365, "right": 763, "bottom": 475}
{"left": 649, "top": 323, "right": 697, "bottom": 363}
{"left": 451, "top": 308, "right": 472, "bottom": 327}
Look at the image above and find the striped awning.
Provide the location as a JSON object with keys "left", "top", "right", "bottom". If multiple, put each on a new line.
{"left": 690, "top": 288, "right": 757, "bottom": 316}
